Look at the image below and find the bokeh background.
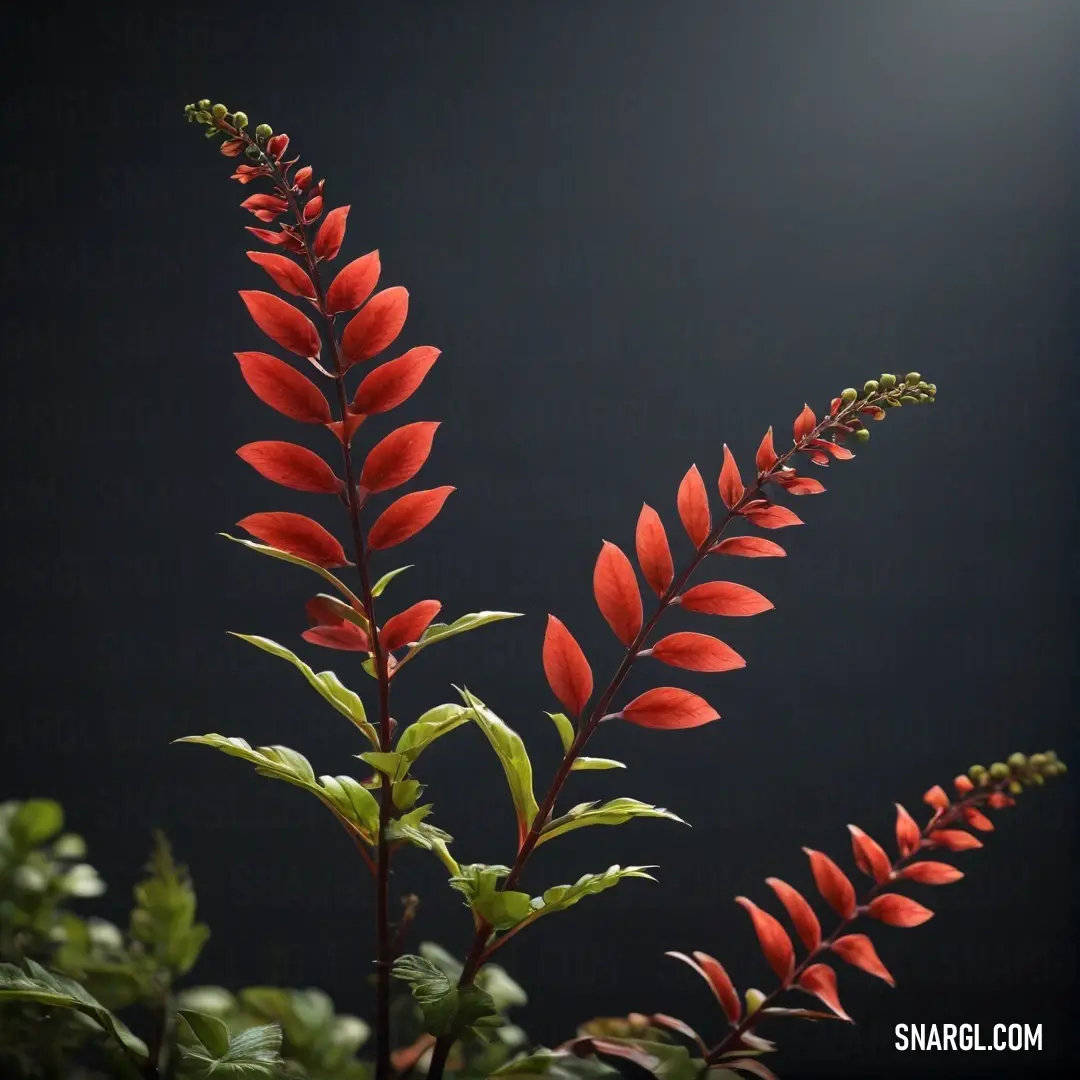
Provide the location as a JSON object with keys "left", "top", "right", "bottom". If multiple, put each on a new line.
{"left": 2, "top": 2, "right": 1077, "bottom": 1076}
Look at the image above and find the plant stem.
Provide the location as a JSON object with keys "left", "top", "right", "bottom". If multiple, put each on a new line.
{"left": 705, "top": 782, "right": 1007, "bottom": 1063}
{"left": 427, "top": 398, "right": 880, "bottom": 1078}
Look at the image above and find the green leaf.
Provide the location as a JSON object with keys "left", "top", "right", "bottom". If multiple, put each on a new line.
{"left": 534, "top": 865, "right": 656, "bottom": 918}
{"left": 371, "top": 564, "right": 413, "bottom": 597}
{"left": 490, "top": 1049, "right": 621, "bottom": 1077}
{"left": 229, "top": 634, "right": 378, "bottom": 747}
{"left": 457, "top": 688, "right": 539, "bottom": 844}
{"left": 392, "top": 778, "right": 423, "bottom": 811}
{"left": 537, "top": 798, "right": 685, "bottom": 846}
{"left": 449, "top": 865, "right": 535, "bottom": 930}
{"left": 0, "top": 959, "right": 148, "bottom": 1063}
{"left": 398, "top": 612, "right": 523, "bottom": 667}
{"left": 395, "top": 703, "right": 472, "bottom": 764}
{"left": 570, "top": 757, "right": 626, "bottom": 771}
{"left": 316, "top": 775, "right": 381, "bottom": 837}
{"left": 545, "top": 712, "right": 575, "bottom": 755}
{"left": 358, "top": 751, "right": 409, "bottom": 781}
{"left": 174, "top": 1009, "right": 284, "bottom": 1078}
{"left": 8, "top": 799, "right": 64, "bottom": 850}
{"left": 219, "top": 533, "right": 365, "bottom": 613}
{"left": 392, "top": 954, "right": 498, "bottom": 1038}
{"left": 308, "top": 591, "right": 370, "bottom": 632}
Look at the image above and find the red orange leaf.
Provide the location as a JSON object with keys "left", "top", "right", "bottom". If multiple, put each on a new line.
{"left": 897, "top": 861, "right": 964, "bottom": 885}
{"left": 776, "top": 473, "right": 826, "bottom": 495}
{"left": 808, "top": 439, "right": 854, "bottom": 461}
{"left": 239, "top": 290, "right": 321, "bottom": 358}
{"left": 237, "top": 511, "right": 348, "bottom": 568}
{"left": 799, "top": 963, "right": 851, "bottom": 1022}
{"left": 302, "top": 195, "right": 324, "bottom": 223}
{"left": 241, "top": 193, "right": 288, "bottom": 214}
{"left": 245, "top": 252, "right": 316, "bottom": 299}
{"left": 765, "top": 877, "right": 821, "bottom": 951}
{"left": 650, "top": 632, "right": 745, "bottom": 672}
{"left": 756, "top": 427, "right": 778, "bottom": 472}
{"left": 987, "top": 792, "right": 1015, "bottom": 809}
{"left": 735, "top": 896, "right": 795, "bottom": 982}
{"left": 381, "top": 600, "right": 442, "bottom": 652}
{"left": 326, "top": 412, "right": 367, "bottom": 447}
{"left": 359, "top": 421, "right": 440, "bottom": 494}
{"left": 679, "top": 581, "right": 773, "bottom": 616}
{"left": 894, "top": 803, "right": 921, "bottom": 856}
{"left": 325, "top": 250, "right": 381, "bottom": 314}
{"left": 666, "top": 951, "right": 741, "bottom": 1025}
{"left": 302, "top": 623, "right": 370, "bottom": 651}
{"left": 341, "top": 287, "right": 409, "bottom": 366}
{"left": 676, "top": 465, "right": 711, "bottom": 548}
{"left": 635, "top": 504, "right": 674, "bottom": 596}
{"left": 236, "top": 441, "right": 342, "bottom": 494}
{"left": 542, "top": 614, "right": 593, "bottom": 717}
{"left": 711, "top": 536, "right": 786, "bottom": 558}
{"left": 867, "top": 894, "right": 934, "bottom": 927}
{"left": 593, "top": 542, "right": 642, "bottom": 646}
{"left": 794, "top": 404, "right": 816, "bottom": 442}
{"left": 953, "top": 774, "right": 974, "bottom": 795}
{"left": 234, "top": 351, "right": 331, "bottom": 424}
{"left": 246, "top": 226, "right": 293, "bottom": 247}
{"left": 847, "top": 825, "right": 892, "bottom": 884}
{"left": 744, "top": 504, "right": 804, "bottom": 530}
{"left": 367, "top": 486, "right": 454, "bottom": 550}
{"left": 313, "top": 205, "right": 349, "bottom": 260}
{"left": 831, "top": 934, "right": 895, "bottom": 985}
{"left": 923, "top": 785, "right": 949, "bottom": 810}
{"left": 305, "top": 596, "right": 347, "bottom": 627}
{"left": 649, "top": 1014, "right": 706, "bottom": 1050}
{"left": 804, "top": 848, "right": 856, "bottom": 918}
{"left": 351, "top": 347, "right": 440, "bottom": 414}
{"left": 928, "top": 829, "right": 982, "bottom": 852}
{"left": 621, "top": 687, "right": 719, "bottom": 730}
{"left": 963, "top": 807, "right": 994, "bottom": 832}
{"left": 718, "top": 444, "right": 744, "bottom": 509}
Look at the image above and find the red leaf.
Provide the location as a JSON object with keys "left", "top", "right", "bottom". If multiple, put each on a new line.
{"left": 718, "top": 444, "right": 744, "bottom": 509}
{"left": 246, "top": 226, "right": 292, "bottom": 247}
{"left": 867, "top": 894, "right": 934, "bottom": 928}
{"left": 756, "top": 427, "right": 778, "bottom": 473}
{"left": 650, "top": 632, "right": 745, "bottom": 672}
{"left": 302, "top": 623, "right": 371, "bottom": 651}
{"left": 239, "top": 290, "right": 321, "bottom": 358}
{"left": 649, "top": 1014, "right": 706, "bottom": 1050}
{"left": 542, "top": 614, "right": 593, "bottom": 717}
{"left": 305, "top": 595, "right": 347, "bottom": 627}
{"left": 236, "top": 441, "right": 343, "bottom": 494}
{"left": 237, "top": 511, "right": 349, "bottom": 568}
{"left": 381, "top": 600, "right": 442, "bottom": 652}
{"left": 359, "top": 421, "right": 440, "bottom": 494}
{"left": 234, "top": 351, "right": 331, "bottom": 424}
{"left": 341, "top": 287, "right": 409, "bottom": 366}
{"left": 266, "top": 134, "right": 290, "bottom": 159}
{"left": 776, "top": 473, "right": 826, "bottom": 495}
{"left": 897, "top": 861, "right": 964, "bottom": 885}
{"left": 220, "top": 138, "right": 245, "bottom": 157}
{"left": 593, "top": 541, "right": 642, "bottom": 646}
{"left": 679, "top": 581, "right": 773, "bottom": 616}
{"left": 953, "top": 774, "right": 975, "bottom": 795}
{"left": 241, "top": 193, "right": 288, "bottom": 214}
{"left": 367, "top": 486, "right": 455, "bottom": 550}
{"left": 676, "top": 464, "right": 712, "bottom": 548}
{"left": 326, "top": 412, "right": 367, "bottom": 447}
{"left": 808, "top": 438, "right": 854, "bottom": 461}
{"left": 351, "top": 347, "right": 440, "bottom": 414}
{"left": 894, "top": 803, "right": 921, "bottom": 856}
{"left": 794, "top": 403, "right": 817, "bottom": 442}
{"left": 923, "top": 785, "right": 949, "bottom": 810}
{"left": 765, "top": 877, "right": 821, "bottom": 952}
{"left": 963, "top": 807, "right": 994, "bottom": 832}
{"left": 313, "top": 205, "right": 349, "bottom": 260}
{"left": 666, "top": 951, "right": 741, "bottom": 1025}
{"left": 711, "top": 536, "right": 786, "bottom": 558}
{"left": 635, "top": 504, "right": 674, "bottom": 596}
{"left": 799, "top": 963, "right": 851, "bottom": 1022}
{"left": 735, "top": 896, "right": 795, "bottom": 982}
{"left": 294, "top": 166, "right": 313, "bottom": 191}
{"left": 743, "top": 504, "right": 804, "bottom": 530}
{"left": 847, "top": 825, "right": 892, "bottom": 884}
{"left": 804, "top": 848, "right": 856, "bottom": 918}
{"left": 302, "top": 194, "right": 324, "bottom": 223}
{"left": 987, "top": 792, "right": 1015, "bottom": 809}
{"left": 621, "top": 687, "right": 719, "bottom": 730}
{"left": 246, "top": 252, "right": 316, "bottom": 299}
{"left": 326, "top": 250, "right": 381, "bottom": 314}
{"left": 928, "top": 829, "right": 983, "bottom": 852}
{"left": 860, "top": 405, "right": 886, "bottom": 420}
{"left": 831, "top": 934, "right": 895, "bottom": 985}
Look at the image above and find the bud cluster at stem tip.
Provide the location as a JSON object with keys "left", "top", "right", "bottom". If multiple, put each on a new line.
{"left": 184, "top": 98, "right": 276, "bottom": 159}
{"left": 834, "top": 372, "right": 936, "bottom": 444}
{"left": 969, "top": 750, "right": 1066, "bottom": 796}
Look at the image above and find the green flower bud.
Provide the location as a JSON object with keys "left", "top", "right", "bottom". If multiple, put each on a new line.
{"left": 256, "top": 123, "right": 273, "bottom": 139}
{"left": 1007, "top": 752, "right": 1027, "bottom": 770}
{"left": 745, "top": 988, "right": 766, "bottom": 1015}
{"left": 863, "top": 379, "right": 879, "bottom": 394}
{"left": 233, "top": 111, "right": 249, "bottom": 129}
{"left": 184, "top": 103, "right": 196, "bottom": 114}
{"left": 879, "top": 373, "right": 897, "bottom": 388}
{"left": 1008, "top": 779, "right": 1023, "bottom": 794}
{"left": 855, "top": 428, "right": 870, "bottom": 443}
{"left": 918, "top": 393, "right": 929, "bottom": 402}
{"left": 885, "top": 398, "right": 901, "bottom": 407}
{"left": 900, "top": 394, "right": 919, "bottom": 404}
{"left": 926, "top": 383, "right": 937, "bottom": 394}
{"left": 905, "top": 372, "right": 921, "bottom": 385}
{"left": 918, "top": 381, "right": 928, "bottom": 390}
{"left": 968, "top": 764, "right": 987, "bottom": 781}
{"left": 1032, "top": 772, "right": 1045, "bottom": 785}
{"left": 195, "top": 110, "right": 211, "bottom": 124}
{"left": 1029, "top": 753, "right": 1048, "bottom": 769}
{"left": 1045, "top": 750, "right": 1058, "bottom": 762}
{"left": 212, "top": 103, "right": 227, "bottom": 119}
{"left": 989, "top": 761, "right": 1010, "bottom": 780}
{"left": 1043, "top": 762, "right": 1059, "bottom": 777}
{"left": 841, "top": 388, "right": 858, "bottom": 403}
{"left": 198, "top": 99, "right": 211, "bottom": 109}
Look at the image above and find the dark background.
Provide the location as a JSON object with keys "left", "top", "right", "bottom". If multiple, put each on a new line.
{"left": 2, "top": 2, "right": 1077, "bottom": 1077}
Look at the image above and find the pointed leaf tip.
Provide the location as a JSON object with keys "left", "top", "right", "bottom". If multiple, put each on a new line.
{"left": 542, "top": 615, "right": 593, "bottom": 717}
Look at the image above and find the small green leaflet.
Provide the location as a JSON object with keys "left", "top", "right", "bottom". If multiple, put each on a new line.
{"left": 535, "top": 865, "right": 655, "bottom": 918}
{"left": 228, "top": 634, "right": 378, "bottom": 747}
{"left": 545, "top": 712, "right": 575, "bottom": 754}
{"left": 570, "top": 757, "right": 625, "bottom": 771}
{"left": 371, "top": 564, "right": 413, "bottom": 597}
{"left": 0, "top": 959, "right": 148, "bottom": 1063}
{"left": 537, "top": 798, "right": 686, "bottom": 845}
{"left": 396, "top": 611, "right": 523, "bottom": 670}
{"left": 391, "top": 954, "right": 498, "bottom": 1038}
{"left": 395, "top": 703, "right": 472, "bottom": 764}
{"left": 457, "top": 688, "right": 539, "bottom": 847}
{"left": 173, "top": 1009, "right": 283, "bottom": 1079}
{"left": 449, "top": 864, "right": 535, "bottom": 930}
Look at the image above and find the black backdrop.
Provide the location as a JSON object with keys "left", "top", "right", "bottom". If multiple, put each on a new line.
{"left": 2, "top": 2, "right": 1077, "bottom": 1077}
